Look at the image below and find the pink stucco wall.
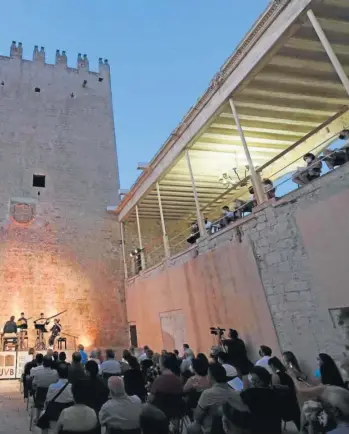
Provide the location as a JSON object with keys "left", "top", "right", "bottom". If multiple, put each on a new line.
{"left": 126, "top": 240, "right": 280, "bottom": 361}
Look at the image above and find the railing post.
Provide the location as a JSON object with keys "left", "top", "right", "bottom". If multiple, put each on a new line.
{"left": 135, "top": 205, "right": 146, "bottom": 270}
{"left": 156, "top": 182, "right": 170, "bottom": 258}
{"left": 307, "top": 9, "right": 349, "bottom": 97}
{"left": 185, "top": 149, "right": 206, "bottom": 237}
{"left": 229, "top": 98, "right": 266, "bottom": 204}
{"left": 120, "top": 221, "right": 128, "bottom": 280}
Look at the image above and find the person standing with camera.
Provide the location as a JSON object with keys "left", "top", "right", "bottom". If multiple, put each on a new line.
{"left": 221, "top": 329, "right": 253, "bottom": 376}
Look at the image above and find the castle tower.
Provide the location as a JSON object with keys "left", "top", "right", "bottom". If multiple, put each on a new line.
{"left": 0, "top": 42, "right": 126, "bottom": 348}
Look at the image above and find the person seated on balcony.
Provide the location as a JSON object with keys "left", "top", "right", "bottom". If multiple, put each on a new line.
{"left": 323, "top": 129, "right": 349, "bottom": 170}
{"left": 187, "top": 222, "right": 200, "bottom": 245}
{"left": 220, "top": 206, "right": 236, "bottom": 228}
{"left": 204, "top": 217, "right": 213, "bottom": 234}
{"left": 292, "top": 152, "right": 322, "bottom": 186}
{"left": 263, "top": 178, "right": 277, "bottom": 200}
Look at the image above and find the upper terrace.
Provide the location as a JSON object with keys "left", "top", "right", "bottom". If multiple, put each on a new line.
{"left": 114, "top": 0, "right": 349, "bottom": 277}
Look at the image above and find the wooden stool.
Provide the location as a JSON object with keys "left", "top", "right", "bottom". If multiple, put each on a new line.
{"left": 57, "top": 337, "right": 67, "bottom": 350}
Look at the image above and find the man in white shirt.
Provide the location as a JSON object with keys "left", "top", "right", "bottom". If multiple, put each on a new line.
{"left": 255, "top": 345, "right": 273, "bottom": 374}
{"left": 100, "top": 349, "right": 121, "bottom": 375}
{"left": 138, "top": 345, "right": 149, "bottom": 362}
{"left": 217, "top": 352, "right": 238, "bottom": 378}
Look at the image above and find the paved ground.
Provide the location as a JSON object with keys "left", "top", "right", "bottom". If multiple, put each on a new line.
{"left": 0, "top": 380, "right": 39, "bottom": 434}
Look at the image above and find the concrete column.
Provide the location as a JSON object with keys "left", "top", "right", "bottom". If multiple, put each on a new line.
{"left": 185, "top": 149, "right": 206, "bottom": 237}
{"left": 229, "top": 98, "right": 266, "bottom": 204}
{"left": 185, "top": 149, "right": 207, "bottom": 237}
{"left": 156, "top": 182, "right": 170, "bottom": 258}
{"left": 120, "top": 221, "right": 128, "bottom": 280}
{"left": 135, "top": 205, "right": 146, "bottom": 269}
{"left": 307, "top": 9, "right": 349, "bottom": 97}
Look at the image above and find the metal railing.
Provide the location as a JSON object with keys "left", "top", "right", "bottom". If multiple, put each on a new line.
{"left": 127, "top": 127, "right": 348, "bottom": 277}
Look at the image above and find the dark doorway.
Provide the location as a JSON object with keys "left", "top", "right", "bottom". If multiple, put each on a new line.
{"left": 130, "top": 324, "right": 138, "bottom": 348}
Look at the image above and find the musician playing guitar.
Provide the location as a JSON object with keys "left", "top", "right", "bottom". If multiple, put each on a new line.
{"left": 17, "top": 312, "right": 28, "bottom": 330}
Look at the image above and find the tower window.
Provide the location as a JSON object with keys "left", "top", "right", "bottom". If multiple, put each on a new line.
{"left": 98, "top": 77, "right": 103, "bottom": 82}
{"left": 34, "top": 87, "right": 41, "bottom": 93}
{"left": 33, "top": 174, "right": 45, "bottom": 188}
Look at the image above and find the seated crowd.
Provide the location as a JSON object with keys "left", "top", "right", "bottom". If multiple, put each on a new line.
{"left": 22, "top": 333, "right": 349, "bottom": 434}
{"left": 187, "top": 129, "right": 349, "bottom": 242}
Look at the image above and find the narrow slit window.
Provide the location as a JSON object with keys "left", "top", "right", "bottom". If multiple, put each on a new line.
{"left": 34, "top": 87, "right": 41, "bottom": 93}
{"left": 98, "top": 77, "right": 103, "bottom": 82}
{"left": 33, "top": 174, "right": 45, "bottom": 188}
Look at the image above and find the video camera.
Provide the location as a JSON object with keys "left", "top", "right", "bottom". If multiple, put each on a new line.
{"left": 210, "top": 327, "right": 226, "bottom": 337}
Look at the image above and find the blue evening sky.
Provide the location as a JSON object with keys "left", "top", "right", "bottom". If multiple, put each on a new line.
{"left": 0, "top": 0, "right": 270, "bottom": 189}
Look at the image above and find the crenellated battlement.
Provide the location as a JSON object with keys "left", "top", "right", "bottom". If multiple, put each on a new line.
{"left": 6, "top": 41, "right": 109, "bottom": 75}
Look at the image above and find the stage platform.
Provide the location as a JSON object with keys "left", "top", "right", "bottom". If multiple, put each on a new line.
{"left": 0, "top": 350, "right": 74, "bottom": 380}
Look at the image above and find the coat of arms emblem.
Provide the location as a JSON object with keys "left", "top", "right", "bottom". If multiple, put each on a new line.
{"left": 11, "top": 202, "right": 35, "bottom": 224}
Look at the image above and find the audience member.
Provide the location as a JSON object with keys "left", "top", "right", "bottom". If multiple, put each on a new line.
{"left": 268, "top": 356, "right": 301, "bottom": 431}
{"left": 181, "top": 343, "right": 195, "bottom": 373}
{"left": 217, "top": 351, "right": 238, "bottom": 378}
{"left": 240, "top": 366, "right": 282, "bottom": 434}
{"left": 292, "top": 152, "right": 322, "bottom": 186}
{"left": 24, "top": 347, "right": 35, "bottom": 364}
{"left": 68, "top": 352, "right": 86, "bottom": 385}
{"left": 140, "top": 348, "right": 154, "bottom": 378}
{"left": 187, "top": 222, "right": 200, "bottom": 245}
{"left": 43, "top": 364, "right": 74, "bottom": 430}
{"left": 220, "top": 206, "right": 236, "bottom": 228}
{"left": 99, "top": 376, "right": 142, "bottom": 432}
{"left": 205, "top": 217, "right": 213, "bottom": 234}
{"left": 255, "top": 345, "right": 273, "bottom": 373}
{"left": 123, "top": 355, "right": 147, "bottom": 402}
{"left": 319, "top": 353, "right": 345, "bottom": 388}
{"left": 84, "top": 360, "right": 109, "bottom": 413}
{"left": 23, "top": 348, "right": 37, "bottom": 398}
{"left": 150, "top": 353, "right": 182, "bottom": 397}
{"left": 30, "top": 353, "right": 44, "bottom": 378}
{"left": 301, "top": 386, "right": 349, "bottom": 434}
{"left": 184, "top": 356, "right": 210, "bottom": 393}
{"left": 188, "top": 363, "right": 237, "bottom": 434}
{"left": 138, "top": 345, "right": 150, "bottom": 362}
{"left": 282, "top": 350, "right": 306, "bottom": 380}
{"left": 173, "top": 349, "right": 181, "bottom": 360}
{"left": 32, "top": 355, "right": 58, "bottom": 388}
{"left": 78, "top": 344, "right": 88, "bottom": 365}
{"left": 263, "top": 178, "right": 276, "bottom": 200}
{"left": 58, "top": 352, "right": 70, "bottom": 369}
{"left": 222, "top": 329, "right": 252, "bottom": 375}
{"left": 56, "top": 379, "right": 99, "bottom": 433}
{"left": 120, "top": 349, "right": 131, "bottom": 374}
{"left": 323, "top": 129, "right": 349, "bottom": 170}
{"left": 52, "top": 351, "right": 59, "bottom": 370}
{"left": 140, "top": 403, "right": 169, "bottom": 434}
{"left": 46, "top": 348, "right": 54, "bottom": 359}
{"left": 100, "top": 349, "right": 121, "bottom": 376}
{"left": 89, "top": 350, "right": 101, "bottom": 367}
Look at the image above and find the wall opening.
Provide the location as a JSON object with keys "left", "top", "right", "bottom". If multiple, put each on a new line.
{"left": 33, "top": 174, "right": 46, "bottom": 188}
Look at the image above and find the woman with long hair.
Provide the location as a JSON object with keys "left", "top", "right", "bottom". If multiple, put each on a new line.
{"left": 319, "top": 353, "right": 345, "bottom": 388}
{"left": 283, "top": 351, "right": 307, "bottom": 381}
{"left": 268, "top": 356, "right": 301, "bottom": 431}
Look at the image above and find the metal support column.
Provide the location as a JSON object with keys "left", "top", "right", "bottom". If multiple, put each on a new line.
{"left": 185, "top": 149, "right": 206, "bottom": 237}
{"left": 229, "top": 98, "right": 266, "bottom": 204}
{"left": 156, "top": 182, "right": 170, "bottom": 258}
{"left": 120, "top": 221, "right": 128, "bottom": 280}
{"left": 135, "top": 205, "right": 146, "bottom": 269}
{"left": 307, "top": 9, "right": 349, "bottom": 97}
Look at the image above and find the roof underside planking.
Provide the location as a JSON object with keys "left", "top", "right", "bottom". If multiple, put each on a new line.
{"left": 118, "top": 0, "right": 349, "bottom": 222}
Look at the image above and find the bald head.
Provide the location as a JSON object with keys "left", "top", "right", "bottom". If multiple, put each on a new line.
{"left": 108, "top": 376, "right": 125, "bottom": 398}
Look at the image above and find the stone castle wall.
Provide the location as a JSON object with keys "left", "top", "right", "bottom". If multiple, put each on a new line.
{"left": 0, "top": 43, "right": 127, "bottom": 349}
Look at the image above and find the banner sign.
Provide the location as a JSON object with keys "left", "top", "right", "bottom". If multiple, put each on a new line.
{"left": 0, "top": 351, "right": 17, "bottom": 379}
